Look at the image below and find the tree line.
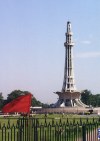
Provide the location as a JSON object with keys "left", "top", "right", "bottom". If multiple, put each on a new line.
{"left": 0, "top": 89, "right": 100, "bottom": 110}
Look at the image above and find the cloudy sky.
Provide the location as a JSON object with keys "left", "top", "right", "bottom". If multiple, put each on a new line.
{"left": 0, "top": 0, "right": 100, "bottom": 103}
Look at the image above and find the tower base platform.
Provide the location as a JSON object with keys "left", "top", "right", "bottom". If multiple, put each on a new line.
{"left": 54, "top": 91, "right": 87, "bottom": 108}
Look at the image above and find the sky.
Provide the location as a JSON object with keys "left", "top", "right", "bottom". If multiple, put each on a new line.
{"left": 0, "top": 0, "right": 100, "bottom": 103}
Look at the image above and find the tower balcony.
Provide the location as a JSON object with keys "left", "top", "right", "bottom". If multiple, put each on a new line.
{"left": 66, "top": 32, "right": 73, "bottom": 35}
{"left": 64, "top": 42, "right": 74, "bottom": 46}
{"left": 67, "top": 76, "right": 74, "bottom": 79}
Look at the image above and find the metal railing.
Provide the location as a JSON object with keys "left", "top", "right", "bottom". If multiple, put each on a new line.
{"left": 0, "top": 117, "right": 100, "bottom": 141}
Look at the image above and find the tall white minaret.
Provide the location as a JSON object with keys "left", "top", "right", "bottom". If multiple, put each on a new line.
{"left": 54, "top": 21, "right": 87, "bottom": 107}
{"left": 62, "top": 21, "right": 76, "bottom": 92}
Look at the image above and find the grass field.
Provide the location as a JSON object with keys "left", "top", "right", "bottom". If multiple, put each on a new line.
{"left": 0, "top": 114, "right": 99, "bottom": 129}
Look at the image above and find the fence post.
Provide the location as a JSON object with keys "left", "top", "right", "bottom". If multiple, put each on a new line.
{"left": 18, "top": 118, "right": 23, "bottom": 141}
{"left": 82, "top": 124, "right": 86, "bottom": 141}
{"left": 34, "top": 118, "right": 38, "bottom": 141}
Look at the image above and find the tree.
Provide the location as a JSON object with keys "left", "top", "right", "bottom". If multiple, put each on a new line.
{"left": 31, "top": 97, "right": 42, "bottom": 107}
{"left": 31, "top": 97, "right": 50, "bottom": 107}
{"left": 7, "top": 90, "right": 30, "bottom": 103}
{"left": 0, "top": 93, "right": 4, "bottom": 110}
{"left": 81, "top": 89, "right": 100, "bottom": 107}
{"left": 90, "top": 94, "right": 100, "bottom": 107}
{"left": 81, "top": 89, "right": 92, "bottom": 105}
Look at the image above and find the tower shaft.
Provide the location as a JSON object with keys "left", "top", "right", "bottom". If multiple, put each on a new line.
{"left": 62, "top": 21, "right": 75, "bottom": 92}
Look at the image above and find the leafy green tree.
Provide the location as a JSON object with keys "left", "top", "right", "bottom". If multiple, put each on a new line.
{"left": 7, "top": 90, "right": 30, "bottom": 103}
{"left": 90, "top": 94, "right": 100, "bottom": 107}
{"left": 81, "top": 89, "right": 92, "bottom": 105}
{"left": 31, "top": 97, "right": 49, "bottom": 107}
{"left": 31, "top": 97, "right": 42, "bottom": 107}
{"left": 81, "top": 90, "right": 100, "bottom": 107}
{"left": 0, "top": 93, "right": 4, "bottom": 110}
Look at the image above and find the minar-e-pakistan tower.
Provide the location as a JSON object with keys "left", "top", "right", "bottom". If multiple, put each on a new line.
{"left": 54, "top": 21, "right": 86, "bottom": 107}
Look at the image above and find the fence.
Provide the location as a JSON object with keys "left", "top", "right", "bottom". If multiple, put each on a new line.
{"left": 0, "top": 117, "right": 100, "bottom": 141}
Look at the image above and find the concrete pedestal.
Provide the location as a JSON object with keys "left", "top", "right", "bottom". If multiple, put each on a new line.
{"left": 54, "top": 91, "right": 87, "bottom": 107}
